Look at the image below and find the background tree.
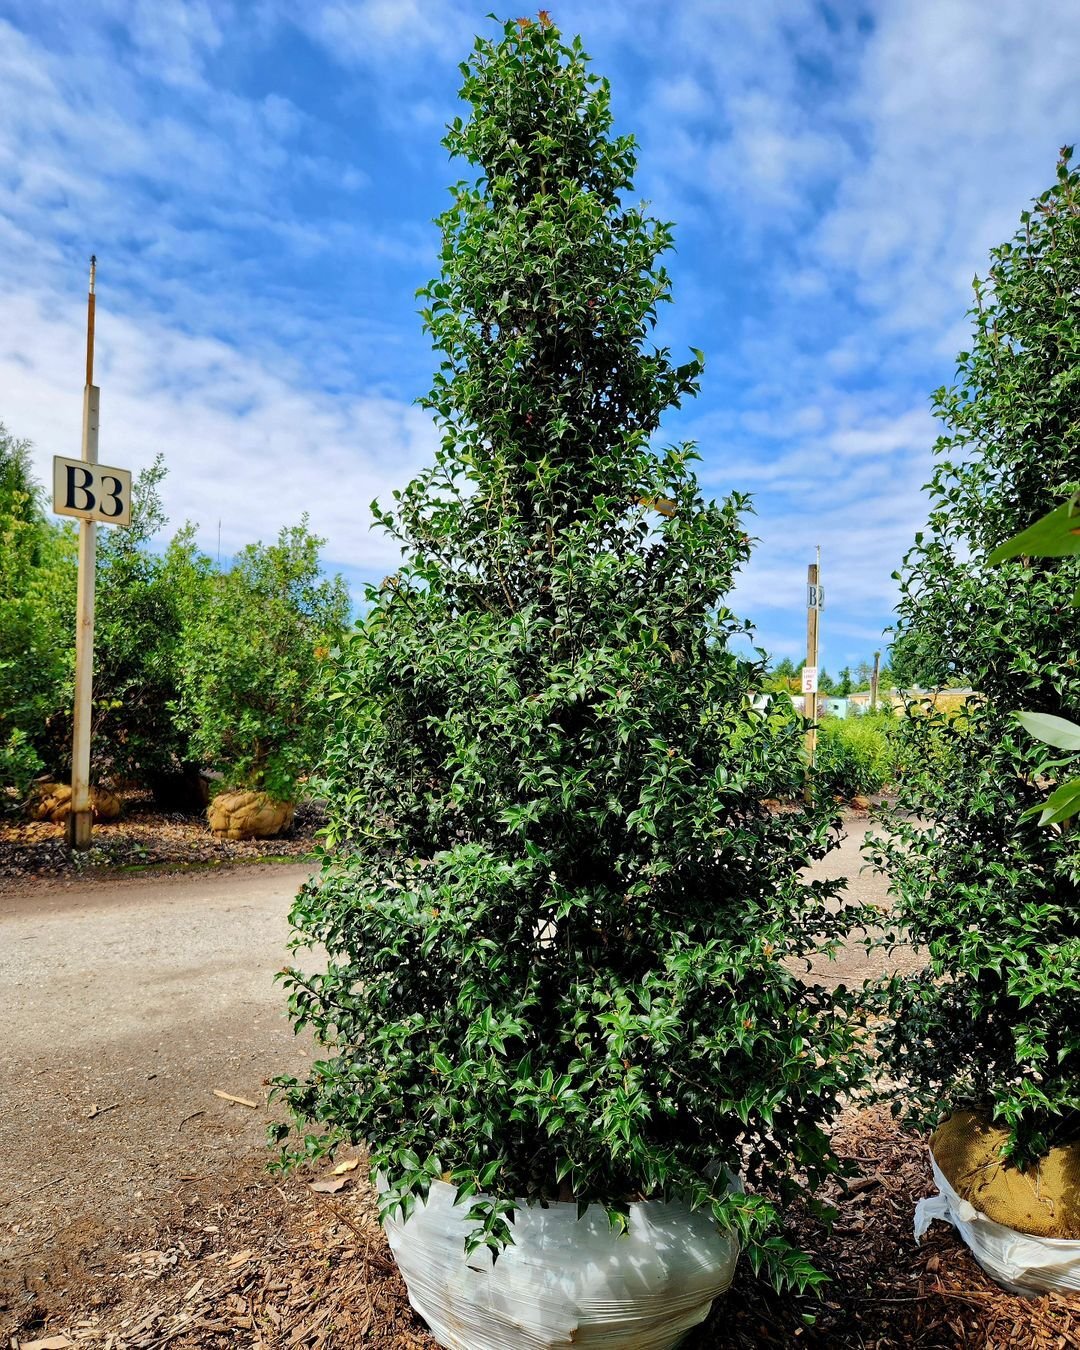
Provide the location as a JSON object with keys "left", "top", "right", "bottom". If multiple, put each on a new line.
{"left": 837, "top": 667, "right": 852, "bottom": 697}
{"left": 0, "top": 423, "right": 76, "bottom": 798}
{"left": 763, "top": 655, "right": 799, "bottom": 694}
{"left": 876, "top": 149, "right": 1080, "bottom": 1162}
{"left": 278, "top": 16, "right": 868, "bottom": 1290}
{"left": 174, "top": 520, "right": 349, "bottom": 802}
{"left": 63, "top": 457, "right": 205, "bottom": 790}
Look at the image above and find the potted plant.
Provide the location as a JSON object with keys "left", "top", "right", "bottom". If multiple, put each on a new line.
{"left": 173, "top": 520, "right": 349, "bottom": 838}
{"left": 276, "top": 15, "right": 868, "bottom": 1344}
{"left": 877, "top": 149, "right": 1080, "bottom": 1293}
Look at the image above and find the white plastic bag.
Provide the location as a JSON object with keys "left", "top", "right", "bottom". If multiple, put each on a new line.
{"left": 383, "top": 1179, "right": 739, "bottom": 1350}
{"left": 915, "top": 1152, "right": 1080, "bottom": 1296}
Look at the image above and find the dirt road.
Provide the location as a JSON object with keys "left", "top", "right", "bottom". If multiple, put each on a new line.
{"left": 0, "top": 819, "right": 912, "bottom": 1335}
{"left": 0, "top": 862, "right": 315, "bottom": 1306}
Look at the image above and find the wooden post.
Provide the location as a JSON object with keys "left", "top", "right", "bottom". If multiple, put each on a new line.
{"left": 67, "top": 257, "right": 98, "bottom": 851}
{"left": 870, "top": 649, "right": 881, "bottom": 713}
{"left": 805, "top": 558, "right": 820, "bottom": 773}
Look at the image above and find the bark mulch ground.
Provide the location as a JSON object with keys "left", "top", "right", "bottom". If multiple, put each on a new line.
{"left": 0, "top": 795, "right": 322, "bottom": 895}
{"left": 4, "top": 1106, "right": 1079, "bottom": 1350}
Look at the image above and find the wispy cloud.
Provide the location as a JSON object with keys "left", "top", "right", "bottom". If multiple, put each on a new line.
{"left": 3, "top": 287, "right": 437, "bottom": 572}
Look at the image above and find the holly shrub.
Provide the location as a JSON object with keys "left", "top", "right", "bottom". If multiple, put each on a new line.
{"left": 874, "top": 149, "right": 1080, "bottom": 1163}
{"left": 276, "top": 16, "right": 870, "bottom": 1291}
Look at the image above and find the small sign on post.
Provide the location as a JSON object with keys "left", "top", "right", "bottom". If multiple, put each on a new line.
{"left": 53, "top": 457, "right": 132, "bottom": 526}
{"left": 802, "top": 665, "right": 819, "bottom": 694}
{"left": 807, "top": 583, "right": 825, "bottom": 611}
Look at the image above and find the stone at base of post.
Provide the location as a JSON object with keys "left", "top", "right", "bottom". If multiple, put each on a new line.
{"left": 67, "top": 810, "right": 94, "bottom": 850}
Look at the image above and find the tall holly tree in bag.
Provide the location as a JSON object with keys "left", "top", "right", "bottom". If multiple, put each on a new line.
{"left": 875, "top": 149, "right": 1080, "bottom": 1163}
{"left": 276, "top": 16, "right": 868, "bottom": 1289}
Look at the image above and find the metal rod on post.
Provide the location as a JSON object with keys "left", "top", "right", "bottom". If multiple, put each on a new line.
{"left": 68, "top": 256, "right": 98, "bottom": 851}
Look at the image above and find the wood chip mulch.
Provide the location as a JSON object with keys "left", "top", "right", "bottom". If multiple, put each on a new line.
{"left": 4, "top": 1108, "right": 1079, "bottom": 1350}
{"left": 0, "top": 796, "right": 322, "bottom": 894}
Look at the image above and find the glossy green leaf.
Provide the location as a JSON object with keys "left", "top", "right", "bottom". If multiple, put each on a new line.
{"left": 1015, "top": 711, "right": 1080, "bottom": 751}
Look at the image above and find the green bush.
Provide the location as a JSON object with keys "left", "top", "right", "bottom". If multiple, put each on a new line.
{"left": 0, "top": 422, "right": 76, "bottom": 784}
{"left": 276, "top": 17, "right": 870, "bottom": 1293}
{"left": 174, "top": 520, "right": 349, "bottom": 802}
{"left": 60, "top": 457, "right": 206, "bottom": 789}
{"left": 0, "top": 729, "right": 44, "bottom": 811}
{"left": 815, "top": 713, "right": 893, "bottom": 799}
{"left": 876, "top": 150, "right": 1080, "bottom": 1163}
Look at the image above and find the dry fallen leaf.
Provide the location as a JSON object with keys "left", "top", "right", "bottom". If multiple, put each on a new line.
{"left": 309, "top": 1175, "right": 350, "bottom": 1194}
{"left": 332, "top": 1157, "right": 360, "bottom": 1175}
{"left": 227, "top": 1248, "right": 254, "bottom": 1268}
{"left": 212, "top": 1089, "right": 259, "bottom": 1109}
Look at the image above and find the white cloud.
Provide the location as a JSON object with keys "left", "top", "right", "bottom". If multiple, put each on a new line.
{"left": 812, "top": 1, "right": 1080, "bottom": 336}
{"left": 2, "top": 289, "right": 436, "bottom": 574}
{"left": 292, "top": 0, "right": 473, "bottom": 71}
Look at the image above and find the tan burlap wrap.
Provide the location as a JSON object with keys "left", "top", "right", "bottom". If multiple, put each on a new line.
{"left": 932, "top": 1112, "right": 1080, "bottom": 1239}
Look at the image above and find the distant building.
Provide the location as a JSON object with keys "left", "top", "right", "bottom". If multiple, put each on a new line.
{"left": 780, "top": 686, "right": 978, "bottom": 719}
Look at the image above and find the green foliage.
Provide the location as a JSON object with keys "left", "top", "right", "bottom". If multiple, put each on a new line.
{"left": 991, "top": 493, "right": 1080, "bottom": 825}
{"left": 990, "top": 491, "right": 1080, "bottom": 567}
{"left": 850, "top": 657, "right": 892, "bottom": 693}
{"left": 276, "top": 17, "right": 869, "bottom": 1292}
{"left": 763, "top": 656, "right": 799, "bottom": 694}
{"left": 0, "top": 423, "right": 346, "bottom": 804}
{"left": 877, "top": 149, "right": 1080, "bottom": 1162}
{"left": 0, "top": 729, "right": 44, "bottom": 810}
{"left": 815, "top": 713, "right": 893, "bottom": 799}
{"left": 75, "top": 457, "right": 205, "bottom": 786}
{"left": 0, "top": 423, "right": 76, "bottom": 784}
{"left": 174, "top": 520, "right": 349, "bottom": 801}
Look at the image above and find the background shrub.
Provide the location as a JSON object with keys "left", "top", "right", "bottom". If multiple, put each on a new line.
{"left": 875, "top": 150, "right": 1080, "bottom": 1163}
{"left": 173, "top": 520, "right": 350, "bottom": 802}
{"left": 815, "top": 712, "right": 894, "bottom": 799}
{"left": 0, "top": 422, "right": 76, "bottom": 784}
{"left": 0, "top": 425, "right": 348, "bottom": 807}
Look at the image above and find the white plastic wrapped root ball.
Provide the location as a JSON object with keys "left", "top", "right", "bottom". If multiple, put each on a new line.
{"left": 383, "top": 1179, "right": 740, "bottom": 1350}
{"left": 915, "top": 1154, "right": 1080, "bottom": 1297}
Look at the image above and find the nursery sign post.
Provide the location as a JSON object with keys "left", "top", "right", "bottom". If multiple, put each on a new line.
{"left": 804, "top": 550, "right": 822, "bottom": 780}
{"left": 52, "top": 258, "right": 132, "bottom": 849}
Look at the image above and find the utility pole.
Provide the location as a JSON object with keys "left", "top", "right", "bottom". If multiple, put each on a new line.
{"left": 870, "top": 649, "right": 881, "bottom": 713}
{"left": 804, "top": 547, "right": 822, "bottom": 778}
{"left": 68, "top": 257, "right": 99, "bottom": 850}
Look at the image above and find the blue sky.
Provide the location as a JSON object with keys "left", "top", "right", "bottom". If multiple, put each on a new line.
{"left": 2, "top": 1, "right": 1079, "bottom": 672}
